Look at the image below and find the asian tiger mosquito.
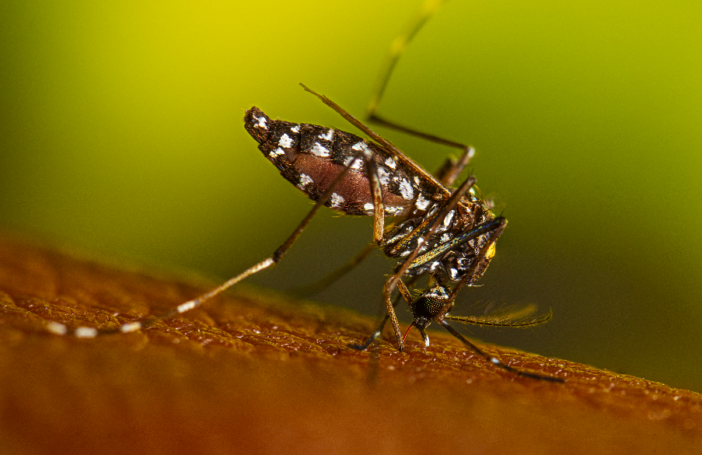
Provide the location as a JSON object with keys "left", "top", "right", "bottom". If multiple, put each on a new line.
{"left": 47, "top": 0, "right": 563, "bottom": 383}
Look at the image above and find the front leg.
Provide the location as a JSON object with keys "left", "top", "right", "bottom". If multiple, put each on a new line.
{"left": 361, "top": 145, "right": 386, "bottom": 245}
{"left": 383, "top": 275, "right": 407, "bottom": 351}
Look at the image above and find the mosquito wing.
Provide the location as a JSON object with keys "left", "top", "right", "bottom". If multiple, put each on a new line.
{"left": 445, "top": 303, "right": 553, "bottom": 328}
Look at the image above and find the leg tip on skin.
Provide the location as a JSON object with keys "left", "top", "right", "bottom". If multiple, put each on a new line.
{"left": 46, "top": 322, "right": 67, "bottom": 335}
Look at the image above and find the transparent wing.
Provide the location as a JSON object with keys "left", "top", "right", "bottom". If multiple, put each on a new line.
{"left": 445, "top": 303, "right": 553, "bottom": 328}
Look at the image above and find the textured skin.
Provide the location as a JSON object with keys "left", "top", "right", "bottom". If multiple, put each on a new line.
{"left": 1, "top": 235, "right": 702, "bottom": 454}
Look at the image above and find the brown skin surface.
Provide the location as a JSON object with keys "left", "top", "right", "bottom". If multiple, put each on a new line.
{"left": 1, "top": 234, "right": 701, "bottom": 454}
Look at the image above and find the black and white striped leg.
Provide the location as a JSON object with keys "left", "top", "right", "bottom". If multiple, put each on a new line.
{"left": 440, "top": 320, "right": 564, "bottom": 382}
{"left": 47, "top": 155, "right": 364, "bottom": 338}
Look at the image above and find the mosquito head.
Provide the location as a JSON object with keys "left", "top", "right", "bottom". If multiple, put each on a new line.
{"left": 403, "top": 278, "right": 453, "bottom": 346}
{"left": 402, "top": 281, "right": 454, "bottom": 347}
{"left": 413, "top": 280, "right": 454, "bottom": 323}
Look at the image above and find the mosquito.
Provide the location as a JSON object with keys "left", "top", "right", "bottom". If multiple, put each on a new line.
{"left": 47, "top": 0, "right": 562, "bottom": 382}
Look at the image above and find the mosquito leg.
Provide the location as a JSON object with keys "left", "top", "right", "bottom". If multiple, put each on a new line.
{"left": 381, "top": 274, "right": 414, "bottom": 351}
{"left": 364, "top": 148, "right": 386, "bottom": 244}
{"left": 395, "top": 278, "right": 414, "bottom": 304}
{"left": 349, "top": 276, "right": 418, "bottom": 351}
{"left": 50, "top": 155, "right": 362, "bottom": 338}
{"left": 367, "top": 0, "right": 477, "bottom": 188}
{"left": 382, "top": 274, "right": 417, "bottom": 350}
{"left": 365, "top": 109, "right": 475, "bottom": 181}
{"left": 434, "top": 146, "right": 475, "bottom": 187}
{"left": 368, "top": 0, "right": 446, "bottom": 119}
{"left": 290, "top": 207, "right": 405, "bottom": 298}
{"left": 440, "top": 320, "right": 564, "bottom": 382}
{"left": 349, "top": 130, "right": 410, "bottom": 346}
{"left": 349, "top": 312, "right": 391, "bottom": 351}
{"left": 338, "top": 104, "right": 412, "bottom": 349}
{"left": 366, "top": 111, "right": 476, "bottom": 182}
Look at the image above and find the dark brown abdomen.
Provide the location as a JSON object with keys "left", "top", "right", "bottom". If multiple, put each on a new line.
{"left": 245, "top": 107, "right": 424, "bottom": 217}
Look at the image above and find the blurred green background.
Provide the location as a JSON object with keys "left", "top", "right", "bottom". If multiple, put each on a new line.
{"left": 1, "top": 0, "right": 701, "bottom": 392}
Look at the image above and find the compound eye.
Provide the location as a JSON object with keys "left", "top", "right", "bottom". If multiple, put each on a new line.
{"left": 413, "top": 285, "right": 451, "bottom": 319}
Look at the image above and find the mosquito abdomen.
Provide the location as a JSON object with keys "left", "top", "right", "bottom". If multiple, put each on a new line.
{"left": 245, "top": 107, "right": 416, "bottom": 217}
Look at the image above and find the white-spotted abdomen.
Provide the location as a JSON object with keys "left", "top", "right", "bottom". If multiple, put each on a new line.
{"left": 244, "top": 107, "right": 439, "bottom": 217}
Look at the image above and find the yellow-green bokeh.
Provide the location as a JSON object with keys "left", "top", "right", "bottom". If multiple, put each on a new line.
{"left": 1, "top": 0, "right": 701, "bottom": 391}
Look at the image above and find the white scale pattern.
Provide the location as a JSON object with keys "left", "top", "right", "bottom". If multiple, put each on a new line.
{"left": 384, "top": 206, "right": 404, "bottom": 216}
{"left": 415, "top": 193, "right": 431, "bottom": 210}
{"left": 279, "top": 133, "right": 293, "bottom": 148}
{"left": 398, "top": 179, "right": 414, "bottom": 200}
{"left": 269, "top": 147, "right": 285, "bottom": 158}
{"left": 330, "top": 193, "right": 345, "bottom": 208}
{"left": 443, "top": 210, "right": 455, "bottom": 227}
{"left": 377, "top": 166, "right": 391, "bottom": 186}
{"left": 344, "top": 156, "right": 363, "bottom": 170}
{"left": 310, "top": 142, "right": 331, "bottom": 157}
{"left": 298, "top": 173, "right": 314, "bottom": 189}
{"left": 254, "top": 115, "right": 267, "bottom": 130}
